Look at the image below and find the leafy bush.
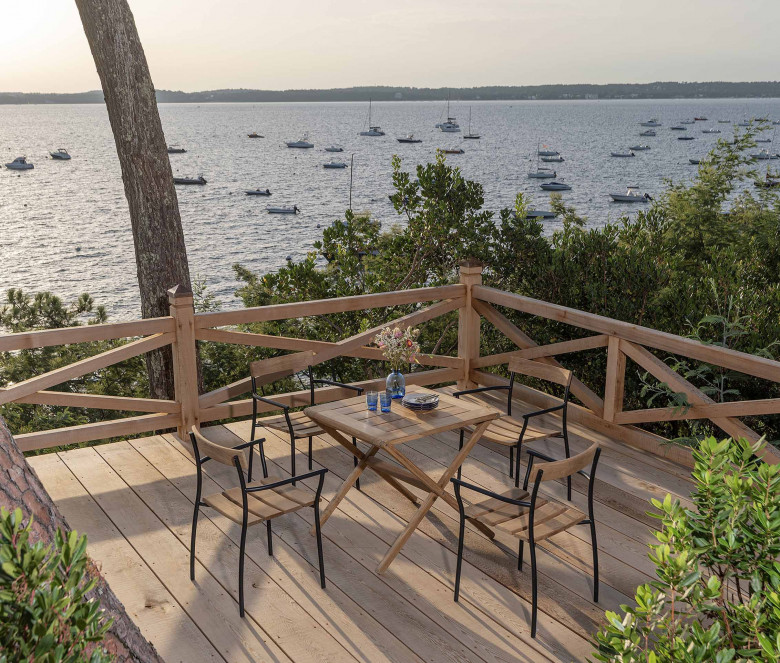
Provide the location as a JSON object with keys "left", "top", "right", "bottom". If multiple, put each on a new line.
{"left": 0, "top": 507, "right": 112, "bottom": 662}
{"left": 592, "top": 437, "right": 780, "bottom": 662}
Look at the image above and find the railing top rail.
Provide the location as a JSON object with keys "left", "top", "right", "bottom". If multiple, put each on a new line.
{"left": 194, "top": 284, "right": 466, "bottom": 329}
{"left": 0, "top": 316, "right": 175, "bottom": 352}
{"left": 473, "top": 285, "right": 780, "bottom": 383}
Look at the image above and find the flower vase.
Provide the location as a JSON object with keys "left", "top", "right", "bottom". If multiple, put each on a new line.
{"left": 386, "top": 369, "right": 406, "bottom": 399}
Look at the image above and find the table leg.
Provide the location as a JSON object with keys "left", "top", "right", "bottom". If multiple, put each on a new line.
{"left": 377, "top": 493, "right": 438, "bottom": 574}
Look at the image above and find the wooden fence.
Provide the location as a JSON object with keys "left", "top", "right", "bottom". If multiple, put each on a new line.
{"left": 2, "top": 262, "right": 779, "bottom": 465}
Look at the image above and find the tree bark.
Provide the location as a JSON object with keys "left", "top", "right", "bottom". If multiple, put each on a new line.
{"left": 75, "top": 0, "right": 193, "bottom": 400}
{"left": 0, "top": 417, "right": 163, "bottom": 662}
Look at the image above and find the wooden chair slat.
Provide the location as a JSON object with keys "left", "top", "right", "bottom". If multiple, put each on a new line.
{"left": 191, "top": 426, "right": 248, "bottom": 470}
{"left": 533, "top": 442, "right": 599, "bottom": 482}
{"left": 463, "top": 487, "right": 530, "bottom": 519}
{"left": 202, "top": 492, "right": 262, "bottom": 525}
{"left": 257, "top": 476, "right": 314, "bottom": 505}
{"left": 509, "top": 356, "right": 573, "bottom": 387}
{"left": 517, "top": 508, "right": 586, "bottom": 542}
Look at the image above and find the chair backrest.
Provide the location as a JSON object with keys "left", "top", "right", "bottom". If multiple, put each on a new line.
{"left": 190, "top": 426, "right": 248, "bottom": 471}
{"left": 533, "top": 442, "right": 599, "bottom": 483}
{"left": 249, "top": 350, "right": 316, "bottom": 388}
{"left": 508, "top": 356, "right": 572, "bottom": 388}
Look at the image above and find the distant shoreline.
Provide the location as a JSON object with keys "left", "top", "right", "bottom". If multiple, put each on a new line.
{"left": 2, "top": 82, "right": 780, "bottom": 105}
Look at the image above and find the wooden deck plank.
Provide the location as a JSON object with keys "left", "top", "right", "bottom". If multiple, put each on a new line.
{"left": 27, "top": 452, "right": 226, "bottom": 663}
{"left": 92, "top": 441, "right": 356, "bottom": 663}
{"left": 56, "top": 446, "right": 296, "bottom": 663}
{"left": 227, "top": 421, "right": 585, "bottom": 662}
{"left": 130, "top": 434, "right": 422, "bottom": 663}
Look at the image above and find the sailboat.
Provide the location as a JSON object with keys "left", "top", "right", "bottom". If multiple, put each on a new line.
{"left": 528, "top": 143, "right": 557, "bottom": 178}
{"left": 463, "top": 107, "right": 480, "bottom": 139}
{"left": 359, "top": 99, "right": 385, "bottom": 136}
{"left": 436, "top": 93, "right": 460, "bottom": 132}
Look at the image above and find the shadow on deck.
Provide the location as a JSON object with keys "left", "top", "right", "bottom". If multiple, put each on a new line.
{"left": 28, "top": 388, "right": 694, "bottom": 663}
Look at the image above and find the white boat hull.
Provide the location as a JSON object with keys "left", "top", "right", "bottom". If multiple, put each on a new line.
{"left": 528, "top": 171, "right": 556, "bottom": 178}
{"left": 267, "top": 207, "right": 299, "bottom": 214}
{"left": 610, "top": 194, "right": 648, "bottom": 202}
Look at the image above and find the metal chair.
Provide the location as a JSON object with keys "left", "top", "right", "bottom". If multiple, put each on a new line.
{"left": 249, "top": 351, "right": 364, "bottom": 486}
{"left": 454, "top": 356, "right": 573, "bottom": 498}
{"left": 452, "top": 442, "right": 601, "bottom": 638}
{"left": 188, "top": 426, "right": 327, "bottom": 617}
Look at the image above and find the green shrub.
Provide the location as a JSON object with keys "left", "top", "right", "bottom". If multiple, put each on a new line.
{"left": 592, "top": 437, "right": 780, "bottom": 662}
{"left": 0, "top": 508, "right": 112, "bottom": 662}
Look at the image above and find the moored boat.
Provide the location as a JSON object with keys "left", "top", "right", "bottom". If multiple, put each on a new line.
{"left": 267, "top": 205, "right": 299, "bottom": 214}
{"left": 5, "top": 156, "right": 33, "bottom": 170}
{"left": 173, "top": 176, "right": 207, "bottom": 185}
{"left": 611, "top": 151, "right": 635, "bottom": 157}
{"left": 324, "top": 145, "right": 344, "bottom": 152}
{"left": 397, "top": 134, "right": 422, "bottom": 144}
{"left": 442, "top": 148, "right": 464, "bottom": 154}
{"left": 702, "top": 128, "right": 721, "bottom": 134}
{"left": 323, "top": 160, "right": 348, "bottom": 169}
{"left": 528, "top": 168, "right": 556, "bottom": 179}
{"left": 678, "top": 136, "right": 695, "bottom": 141}
{"left": 50, "top": 148, "right": 71, "bottom": 160}
{"left": 541, "top": 155, "right": 564, "bottom": 162}
{"left": 628, "top": 145, "right": 650, "bottom": 151}
{"left": 248, "top": 132, "right": 263, "bottom": 138}
{"left": 540, "top": 181, "right": 571, "bottom": 191}
{"left": 167, "top": 146, "right": 186, "bottom": 153}
{"left": 609, "top": 187, "right": 652, "bottom": 202}
{"left": 639, "top": 129, "right": 656, "bottom": 137}
{"left": 286, "top": 134, "right": 314, "bottom": 148}
{"left": 246, "top": 188, "right": 271, "bottom": 196}
{"left": 640, "top": 119, "right": 661, "bottom": 127}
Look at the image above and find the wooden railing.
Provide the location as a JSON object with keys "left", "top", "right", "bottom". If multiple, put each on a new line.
{"left": 2, "top": 262, "right": 779, "bottom": 465}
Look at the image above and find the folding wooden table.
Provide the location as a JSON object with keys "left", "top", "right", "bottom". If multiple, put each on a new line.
{"left": 305, "top": 386, "right": 501, "bottom": 573}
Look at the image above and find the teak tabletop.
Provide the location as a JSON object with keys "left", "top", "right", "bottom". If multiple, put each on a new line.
{"left": 306, "top": 386, "right": 501, "bottom": 573}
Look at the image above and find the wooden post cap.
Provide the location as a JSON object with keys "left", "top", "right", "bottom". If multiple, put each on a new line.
{"left": 458, "top": 259, "right": 484, "bottom": 269}
{"left": 167, "top": 284, "right": 193, "bottom": 303}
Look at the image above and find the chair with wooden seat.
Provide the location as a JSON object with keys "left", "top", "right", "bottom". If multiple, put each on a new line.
{"left": 451, "top": 442, "right": 601, "bottom": 638}
{"left": 454, "top": 356, "right": 574, "bottom": 498}
{"left": 188, "top": 426, "right": 327, "bottom": 617}
{"left": 249, "top": 351, "right": 364, "bottom": 485}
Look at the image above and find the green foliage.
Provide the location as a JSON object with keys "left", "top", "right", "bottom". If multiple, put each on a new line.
{"left": 592, "top": 437, "right": 780, "bottom": 662}
{"left": 0, "top": 508, "right": 112, "bottom": 662}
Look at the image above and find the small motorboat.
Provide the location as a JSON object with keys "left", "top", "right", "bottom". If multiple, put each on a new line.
{"left": 50, "top": 148, "right": 71, "bottom": 160}
{"left": 541, "top": 155, "right": 564, "bottom": 162}
{"left": 5, "top": 156, "right": 33, "bottom": 170}
{"left": 323, "top": 160, "right": 348, "bottom": 169}
{"left": 694, "top": 117, "right": 708, "bottom": 121}
{"left": 248, "top": 132, "right": 264, "bottom": 138}
{"left": 689, "top": 158, "right": 702, "bottom": 165}
{"left": 246, "top": 188, "right": 271, "bottom": 196}
{"left": 525, "top": 209, "right": 557, "bottom": 219}
{"left": 702, "top": 128, "right": 721, "bottom": 134}
{"left": 540, "top": 181, "right": 571, "bottom": 191}
{"left": 640, "top": 119, "right": 661, "bottom": 127}
{"left": 173, "top": 176, "right": 207, "bottom": 185}
{"left": 737, "top": 120, "right": 752, "bottom": 127}
{"left": 528, "top": 168, "right": 556, "bottom": 179}
{"left": 755, "top": 175, "right": 780, "bottom": 188}
{"left": 286, "top": 134, "right": 314, "bottom": 148}
{"left": 610, "top": 187, "right": 652, "bottom": 202}
{"left": 718, "top": 119, "right": 731, "bottom": 123}
{"left": 752, "top": 150, "right": 780, "bottom": 160}
{"left": 670, "top": 126, "right": 687, "bottom": 131}
{"left": 629, "top": 145, "right": 651, "bottom": 151}
{"left": 167, "top": 146, "right": 186, "bottom": 153}
{"left": 267, "top": 205, "right": 299, "bottom": 214}
{"left": 755, "top": 138, "right": 772, "bottom": 143}
{"left": 678, "top": 136, "right": 695, "bottom": 141}
{"left": 611, "top": 151, "right": 636, "bottom": 157}
{"left": 359, "top": 126, "right": 385, "bottom": 137}
{"left": 397, "top": 134, "right": 422, "bottom": 144}
{"left": 442, "top": 148, "right": 464, "bottom": 154}
{"left": 639, "top": 129, "right": 656, "bottom": 137}
{"left": 324, "top": 145, "right": 344, "bottom": 152}
{"left": 537, "top": 149, "right": 559, "bottom": 156}
{"left": 680, "top": 120, "right": 695, "bottom": 125}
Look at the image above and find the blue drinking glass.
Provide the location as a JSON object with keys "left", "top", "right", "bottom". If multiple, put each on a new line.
{"left": 366, "top": 390, "right": 378, "bottom": 411}
{"left": 380, "top": 390, "right": 392, "bottom": 413}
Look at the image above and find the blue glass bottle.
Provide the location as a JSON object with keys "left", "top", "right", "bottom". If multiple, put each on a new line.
{"left": 385, "top": 369, "right": 406, "bottom": 399}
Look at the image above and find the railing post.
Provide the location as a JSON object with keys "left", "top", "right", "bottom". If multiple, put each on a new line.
{"left": 603, "top": 335, "right": 626, "bottom": 422}
{"left": 168, "top": 285, "right": 199, "bottom": 438}
{"left": 457, "top": 260, "right": 483, "bottom": 389}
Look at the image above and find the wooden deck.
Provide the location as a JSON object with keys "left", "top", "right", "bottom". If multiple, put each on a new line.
{"left": 27, "top": 388, "right": 695, "bottom": 663}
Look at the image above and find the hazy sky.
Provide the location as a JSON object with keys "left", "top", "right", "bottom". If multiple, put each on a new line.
{"left": 3, "top": 1, "right": 779, "bottom": 93}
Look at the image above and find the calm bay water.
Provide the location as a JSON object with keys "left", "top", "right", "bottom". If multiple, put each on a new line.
{"left": 1, "top": 98, "right": 778, "bottom": 320}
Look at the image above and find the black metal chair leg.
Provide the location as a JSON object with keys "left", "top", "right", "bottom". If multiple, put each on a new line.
{"left": 517, "top": 539, "right": 524, "bottom": 571}
{"left": 190, "top": 505, "right": 199, "bottom": 581}
{"left": 458, "top": 429, "right": 464, "bottom": 480}
{"left": 352, "top": 437, "right": 361, "bottom": 491}
{"left": 514, "top": 443, "right": 522, "bottom": 488}
{"left": 454, "top": 513, "right": 466, "bottom": 601}
{"left": 590, "top": 520, "right": 599, "bottom": 602}
{"left": 239, "top": 520, "right": 247, "bottom": 618}
{"left": 563, "top": 429, "right": 572, "bottom": 501}
{"left": 509, "top": 445, "right": 514, "bottom": 479}
{"left": 290, "top": 436, "right": 296, "bottom": 485}
{"left": 314, "top": 503, "right": 326, "bottom": 589}
{"left": 267, "top": 520, "right": 273, "bottom": 556}
{"left": 529, "top": 541, "right": 538, "bottom": 638}
{"left": 308, "top": 436, "right": 313, "bottom": 471}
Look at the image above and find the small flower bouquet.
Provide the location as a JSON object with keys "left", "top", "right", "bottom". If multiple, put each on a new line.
{"left": 375, "top": 326, "right": 421, "bottom": 372}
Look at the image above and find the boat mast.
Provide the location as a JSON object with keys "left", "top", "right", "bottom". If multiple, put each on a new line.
{"left": 349, "top": 153, "right": 354, "bottom": 211}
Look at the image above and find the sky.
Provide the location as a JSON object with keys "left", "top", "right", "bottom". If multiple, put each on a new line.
{"left": 2, "top": 0, "right": 779, "bottom": 93}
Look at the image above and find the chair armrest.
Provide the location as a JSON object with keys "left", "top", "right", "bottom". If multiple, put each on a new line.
{"left": 245, "top": 468, "right": 328, "bottom": 493}
{"left": 232, "top": 438, "right": 265, "bottom": 451}
{"left": 312, "top": 379, "right": 364, "bottom": 395}
{"left": 522, "top": 403, "right": 564, "bottom": 420}
{"left": 251, "top": 393, "right": 290, "bottom": 411}
{"left": 450, "top": 478, "right": 532, "bottom": 508}
{"left": 453, "top": 385, "right": 510, "bottom": 399}
{"left": 525, "top": 448, "right": 557, "bottom": 463}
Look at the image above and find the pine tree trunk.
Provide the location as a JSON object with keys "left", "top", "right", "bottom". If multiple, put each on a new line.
{"left": 0, "top": 418, "right": 162, "bottom": 662}
{"left": 75, "top": 0, "right": 193, "bottom": 400}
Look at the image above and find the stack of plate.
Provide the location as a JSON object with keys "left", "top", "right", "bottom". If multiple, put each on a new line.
{"left": 402, "top": 393, "right": 440, "bottom": 412}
